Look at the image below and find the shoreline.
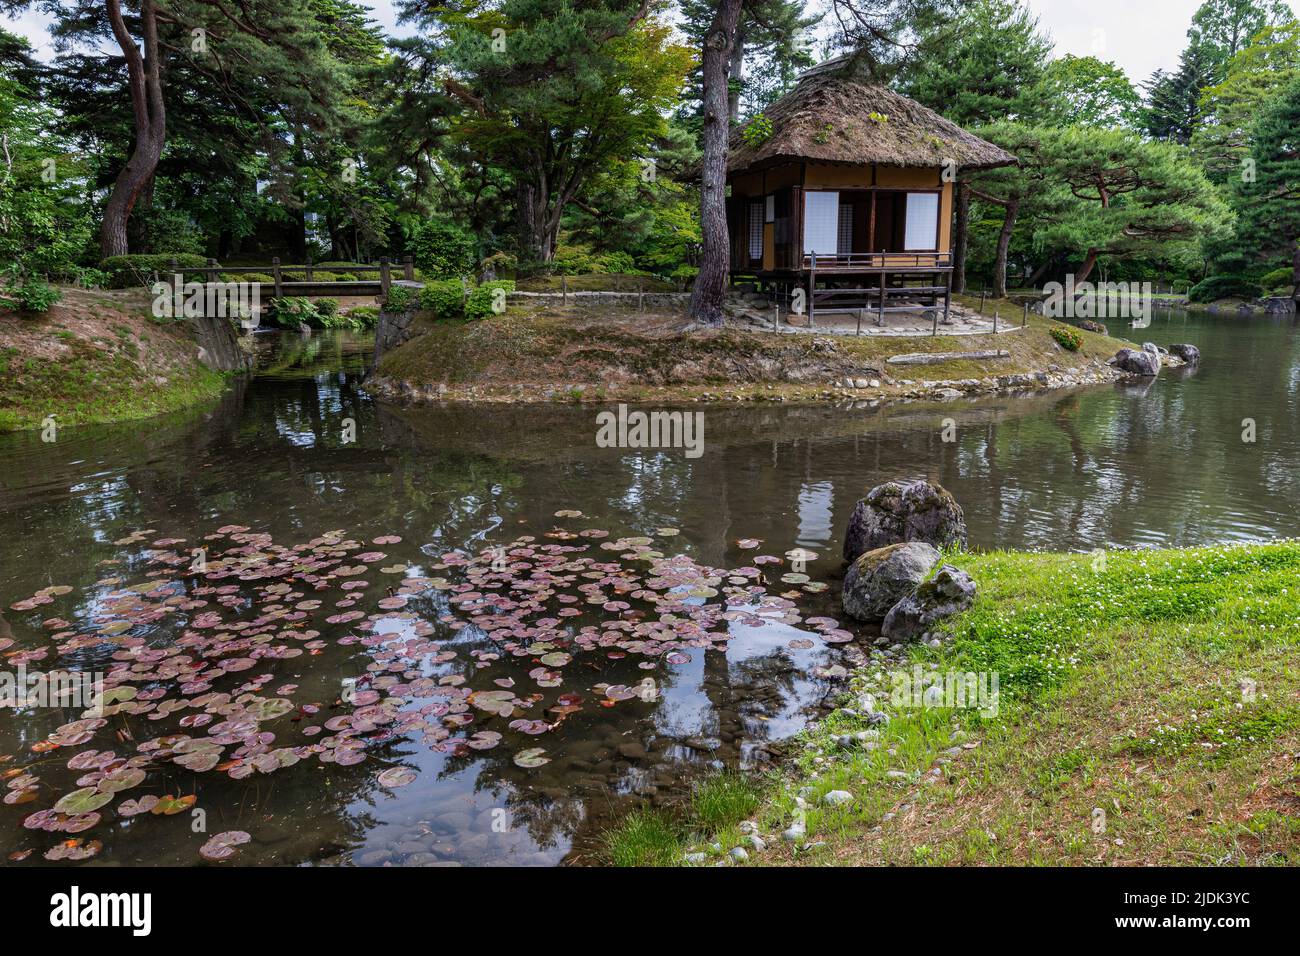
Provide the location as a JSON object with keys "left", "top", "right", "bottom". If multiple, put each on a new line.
{"left": 363, "top": 301, "right": 1157, "bottom": 409}
{"left": 603, "top": 539, "right": 1300, "bottom": 867}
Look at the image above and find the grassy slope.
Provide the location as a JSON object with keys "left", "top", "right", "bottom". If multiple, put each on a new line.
{"left": 0, "top": 289, "right": 229, "bottom": 431}
{"left": 606, "top": 543, "right": 1300, "bottom": 866}
{"left": 372, "top": 299, "right": 1124, "bottom": 403}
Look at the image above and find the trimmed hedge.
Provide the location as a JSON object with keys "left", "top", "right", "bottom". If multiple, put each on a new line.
{"left": 419, "top": 279, "right": 466, "bottom": 319}
{"left": 1188, "top": 274, "right": 1261, "bottom": 303}
{"left": 100, "top": 254, "right": 208, "bottom": 289}
{"left": 465, "top": 279, "right": 515, "bottom": 321}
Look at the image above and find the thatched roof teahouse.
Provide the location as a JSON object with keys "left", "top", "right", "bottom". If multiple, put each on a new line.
{"left": 723, "top": 61, "right": 1016, "bottom": 324}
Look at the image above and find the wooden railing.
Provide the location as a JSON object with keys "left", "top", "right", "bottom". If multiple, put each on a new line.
{"left": 163, "top": 256, "right": 417, "bottom": 296}
{"left": 804, "top": 251, "right": 953, "bottom": 271}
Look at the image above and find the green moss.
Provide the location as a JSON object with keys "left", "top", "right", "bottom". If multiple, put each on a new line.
{"left": 0, "top": 336, "right": 229, "bottom": 432}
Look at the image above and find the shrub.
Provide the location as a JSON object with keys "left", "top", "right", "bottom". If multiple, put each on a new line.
{"left": 480, "top": 250, "right": 517, "bottom": 278}
{"left": 315, "top": 298, "right": 339, "bottom": 318}
{"left": 70, "top": 266, "right": 110, "bottom": 289}
{"left": 408, "top": 220, "right": 477, "bottom": 280}
{"left": 1259, "top": 266, "right": 1295, "bottom": 293}
{"left": 464, "top": 279, "right": 515, "bottom": 320}
{"left": 266, "top": 296, "right": 321, "bottom": 327}
{"left": 1188, "top": 274, "right": 1261, "bottom": 303}
{"left": 1051, "top": 326, "right": 1083, "bottom": 351}
{"left": 232, "top": 272, "right": 274, "bottom": 284}
{"left": 419, "top": 279, "right": 466, "bottom": 319}
{"left": 347, "top": 306, "right": 379, "bottom": 328}
{"left": 100, "top": 254, "right": 209, "bottom": 289}
{"left": 383, "top": 285, "right": 417, "bottom": 311}
{"left": 2, "top": 277, "right": 62, "bottom": 313}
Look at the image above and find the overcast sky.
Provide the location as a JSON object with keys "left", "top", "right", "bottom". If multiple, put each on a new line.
{"left": 6, "top": 0, "right": 1300, "bottom": 86}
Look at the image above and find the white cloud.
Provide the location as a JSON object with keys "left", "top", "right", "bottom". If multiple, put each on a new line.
{"left": 1023, "top": 0, "right": 1300, "bottom": 85}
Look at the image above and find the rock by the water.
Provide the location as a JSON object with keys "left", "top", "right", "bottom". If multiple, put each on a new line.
{"left": 881, "top": 565, "right": 978, "bottom": 641}
{"left": 1079, "top": 320, "right": 1108, "bottom": 335}
{"left": 1168, "top": 343, "right": 1200, "bottom": 364}
{"left": 1112, "top": 347, "right": 1160, "bottom": 376}
{"left": 842, "top": 541, "right": 941, "bottom": 622}
{"left": 842, "top": 479, "right": 968, "bottom": 563}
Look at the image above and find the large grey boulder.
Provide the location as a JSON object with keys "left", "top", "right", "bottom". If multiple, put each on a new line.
{"left": 881, "top": 565, "right": 978, "bottom": 641}
{"left": 1168, "top": 343, "right": 1200, "bottom": 364}
{"left": 1112, "top": 347, "right": 1160, "bottom": 377}
{"left": 842, "top": 542, "right": 941, "bottom": 622}
{"left": 843, "top": 479, "right": 967, "bottom": 563}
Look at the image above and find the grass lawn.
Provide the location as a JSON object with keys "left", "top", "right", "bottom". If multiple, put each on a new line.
{"left": 605, "top": 542, "right": 1300, "bottom": 866}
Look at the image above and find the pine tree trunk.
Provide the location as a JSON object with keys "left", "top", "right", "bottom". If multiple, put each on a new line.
{"left": 1075, "top": 248, "right": 1100, "bottom": 284}
{"left": 100, "top": 0, "right": 166, "bottom": 260}
{"left": 727, "top": 27, "right": 744, "bottom": 122}
{"left": 992, "top": 198, "right": 1019, "bottom": 298}
{"left": 952, "top": 182, "right": 970, "bottom": 295}
{"left": 689, "top": 0, "right": 744, "bottom": 328}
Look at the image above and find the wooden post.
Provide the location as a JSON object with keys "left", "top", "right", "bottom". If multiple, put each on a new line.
{"left": 856, "top": 307, "right": 863, "bottom": 336}
{"left": 808, "top": 253, "right": 816, "bottom": 328}
{"left": 943, "top": 273, "right": 951, "bottom": 329}
{"left": 562, "top": 275, "right": 568, "bottom": 306}
{"left": 379, "top": 257, "right": 391, "bottom": 296}
{"left": 993, "top": 309, "right": 999, "bottom": 333}
{"left": 774, "top": 303, "right": 780, "bottom": 333}
{"left": 271, "top": 257, "right": 282, "bottom": 298}
{"left": 168, "top": 257, "right": 179, "bottom": 295}
{"left": 877, "top": 271, "right": 885, "bottom": 327}
{"left": 979, "top": 290, "right": 986, "bottom": 314}
{"left": 305, "top": 257, "right": 313, "bottom": 282}
{"left": 207, "top": 257, "right": 218, "bottom": 283}
{"left": 403, "top": 256, "right": 414, "bottom": 281}
{"left": 638, "top": 278, "right": 644, "bottom": 312}
{"left": 1022, "top": 303, "right": 1028, "bottom": 328}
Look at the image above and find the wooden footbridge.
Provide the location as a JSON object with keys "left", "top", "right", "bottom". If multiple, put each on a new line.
{"left": 161, "top": 256, "right": 422, "bottom": 298}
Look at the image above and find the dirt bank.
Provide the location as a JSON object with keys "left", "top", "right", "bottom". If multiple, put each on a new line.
{"left": 0, "top": 287, "right": 238, "bottom": 431}
{"left": 365, "top": 298, "right": 1137, "bottom": 406}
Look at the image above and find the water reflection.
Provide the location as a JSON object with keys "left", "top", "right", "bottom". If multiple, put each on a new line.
{"left": 2, "top": 311, "right": 1300, "bottom": 865}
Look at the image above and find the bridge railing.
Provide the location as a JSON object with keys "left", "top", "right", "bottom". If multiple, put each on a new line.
{"left": 163, "top": 256, "right": 416, "bottom": 296}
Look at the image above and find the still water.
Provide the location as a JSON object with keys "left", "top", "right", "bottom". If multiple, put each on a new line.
{"left": 1, "top": 310, "right": 1298, "bottom": 866}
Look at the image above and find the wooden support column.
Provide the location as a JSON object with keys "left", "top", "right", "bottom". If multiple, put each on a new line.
{"left": 877, "top": 271, "right": 885, "bottom": 327}
{"left": 808, "top": 253, "right": 816, "bottom": 328}
{"left": 272, "top": 257, "right": 282, "bottom": 298}
{"left": 379, "top": 257, "right": 391, "bottom": 296}
{"left": 403, "top": 256, "right": 415, "bottom": 281}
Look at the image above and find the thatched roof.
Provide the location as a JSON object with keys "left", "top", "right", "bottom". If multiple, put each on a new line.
{"left": 723, "top": 68, "right": 1017, "bottom": 176}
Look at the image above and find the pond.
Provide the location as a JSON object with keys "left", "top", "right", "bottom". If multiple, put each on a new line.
{"left": 2, "top": 309, "right": 1299, "bottom": 866}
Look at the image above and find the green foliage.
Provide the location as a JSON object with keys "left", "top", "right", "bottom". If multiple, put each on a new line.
{"left": 346, "top": 306, "right": 379, "bottom": 327}
{"left": 100, "top": 254, "right": 209, "bottom": 289}
{"left": 902, "top": 0, "right": 1054, "bottom": 125}
{"left": 408, "top": 220, "right": 478, "bottom": 279}
{"left": 231, "top": 272, "right": 274, "bottom": 283}
{"left": 464, "top": 279, "right": 515, "bottom": 321}
{"left": 1188, "top": 274, "right": 1262, "bottom": 302}
{"left": 1050, "top": 326, "right": 1083, "bottom": 351}
{"left": 1259, "top": 266, "right": 1296, "bottom": 290}
{"left": 0, "top": 57, "right": 94, "bottom": 276}
{"left": 741, "top": 113, "right": 774, "bottom": 146}
{"left": 383, "top": 284, "right": 417, "bottom": 311}
{"left": 419, "top": 279, "right": 466, "bottom": 319}
{"left": 1036, "top": 55, "right": 1142, "bottom": 128}
{"left": 315, "top": 298, "right": 339, "bottom": 318}
{"left": 266, "top": 296, "right": 322, "bottom": 327}
{"left": 1230, "top": 75, "right": 1300, "bottom": 274}
{"left": 1, "top": 275, "right": 62, "bottom": 313}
